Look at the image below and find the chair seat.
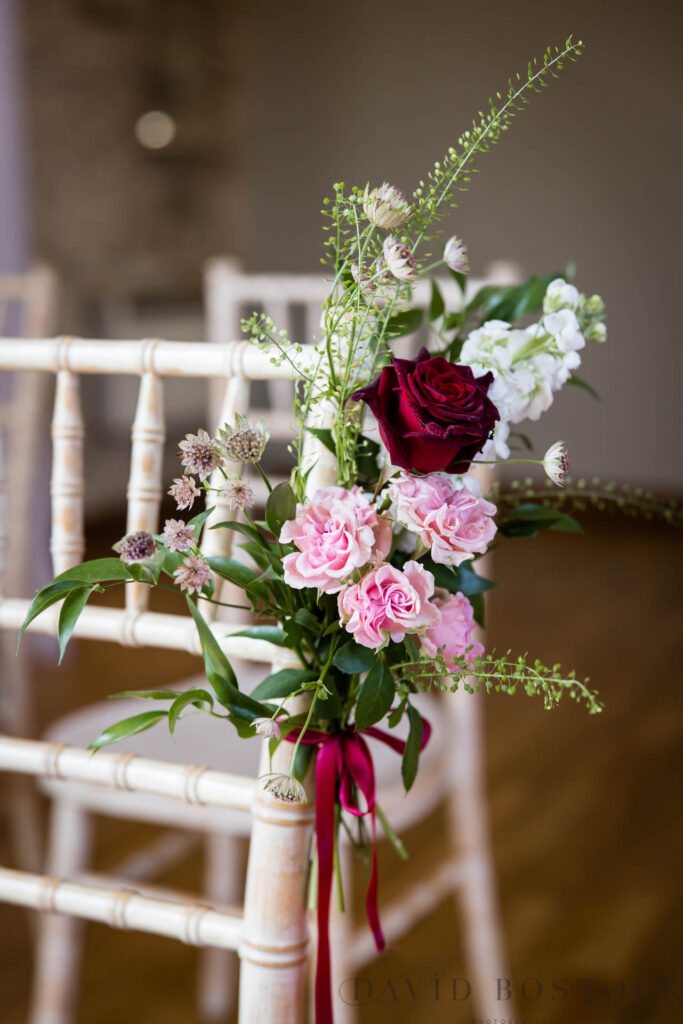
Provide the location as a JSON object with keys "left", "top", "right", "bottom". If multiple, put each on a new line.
{"left": 40, "top": 666, "right": 450, "bottom": 837}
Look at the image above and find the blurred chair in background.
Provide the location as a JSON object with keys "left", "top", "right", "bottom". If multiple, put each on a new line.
{"left": 0, "top": 263, "right": 59, "bottom": 872}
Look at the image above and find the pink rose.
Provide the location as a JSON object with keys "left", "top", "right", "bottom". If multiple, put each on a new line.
{"left": 281, "top": 486, "right": 391, "bottom": 593}
{"left": 420, "top": 589, "right": 483, "bottom": 668}
{"left": 389, "top": 471, "right": 497, "bottom": 567}
{"left": 338, "top": 560, "right": 440, "bottom": 649}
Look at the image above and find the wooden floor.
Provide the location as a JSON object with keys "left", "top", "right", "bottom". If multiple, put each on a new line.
{"left": 1, "top": 514, "right": 681, "bottom": 1023}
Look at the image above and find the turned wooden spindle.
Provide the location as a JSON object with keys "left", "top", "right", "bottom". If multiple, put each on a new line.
{"left": 50, "top": 340, "right": 85, "bottom": 576}
{"left": 125, "top": 342, "right": 165, "bottom": 614}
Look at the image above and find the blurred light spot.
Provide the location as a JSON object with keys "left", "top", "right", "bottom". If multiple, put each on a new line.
{"left": 134, "top": 111, "right": 176, "bottom": 150}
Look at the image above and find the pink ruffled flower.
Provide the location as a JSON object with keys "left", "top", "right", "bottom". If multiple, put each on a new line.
{"left": 280, "top": 486, "right": 391, "bottom": 594}
{"left": 338, "top": 560, "right": 440, "bottom": 650}
{"left": 420, "top": 589, "right": 484, "bottom": 668}
{"left": 389, "top": 471, "right": 497, "bottom": 567}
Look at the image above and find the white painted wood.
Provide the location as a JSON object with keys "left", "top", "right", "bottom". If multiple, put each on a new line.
{"left": 0, "top": 866, "right": 243, "bottom": 950}
{"left": 198, "top": 834, "right": 246, "bottom": 1021}
{"left": 126, "top": 354, "right": 165, "bottom": 612}
{"left": 0, "top": 736, "right": 257, "bottom": 812}
{"left": 49, "top": 362, "right": 85, "bottom": 576}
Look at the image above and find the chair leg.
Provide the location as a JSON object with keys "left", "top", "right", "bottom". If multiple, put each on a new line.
{"left": 198, "top": 833, "right": 247, "bottom": 1022}
{"left": 447, "top": 694, "right": 515, "bottom": 1019}
{"left": 29, "top": 799, "right": 93, "bottom": 1024}
{"left": 328, "top": 843, "right": 357, "bottom": 1024}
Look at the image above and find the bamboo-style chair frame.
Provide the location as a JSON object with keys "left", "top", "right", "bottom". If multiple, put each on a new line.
{"left": 0, "top": 336, "right": 327, "bottom": 1023}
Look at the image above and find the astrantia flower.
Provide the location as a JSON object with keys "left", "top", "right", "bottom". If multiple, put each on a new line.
{"left": 252, "top": 718, "right": 282, "bottom": 740}
{"left": 173, "top": 554, "right": 212, "bottom": 595}
{"left": 113, "top": 530, "right": 156, "bottom": 564}
{"left": 261, "top": 773, "right": 307, "bottom": 804}
{"left": 444, "top": 235, "right": 470, "bottom": 274}
{"left": 178, "top": 429, "right": 218, "bottom": 480}
{"left": 543, "top": 441, "right": 570, "bottom": 487}
{"left": 168, "top": 476, "right": 201, "bottom": 511}
{"left": 351, "top": 257, "right": 396, "bottom": 309}
{"left": 216, "top": 415, "right": 269, "bottom": 464}
{"left": 160, "top": 519, "right": 195, "bottom": 553}
{"left": 382, "top": 236, "right": 418, "bottom": 282}
{"left": 221, "top": 477, "right": 255, "bottom": 512}
{"left": 363, "top": 182, "right": 412, "bottom": 230}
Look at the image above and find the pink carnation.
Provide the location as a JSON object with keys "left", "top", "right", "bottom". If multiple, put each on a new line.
{"left": 280, "top": 486, "right": 391, "bottom": 594}
{"left": 389, "top": 471, "right": 497, "bottom": 567}
{"left": 420, "top": 590, "right": 484, "bottom": 668}
{"left": 338, "top": 560, "right": 440, "bottom": 650}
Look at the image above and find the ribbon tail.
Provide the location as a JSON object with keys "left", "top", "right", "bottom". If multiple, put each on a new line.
{"left": 314, "top": 741, "right": 338, "bottom": 1024}
{"left": 365, "top": 805, "right": 385, "bottom": 952}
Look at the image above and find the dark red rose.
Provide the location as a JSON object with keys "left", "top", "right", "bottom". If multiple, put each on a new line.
{"left": 352, "top": 348, "right": 499, "bottom": 474}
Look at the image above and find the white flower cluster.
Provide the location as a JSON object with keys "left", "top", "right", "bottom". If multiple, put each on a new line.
{"left": 460, "top": 278, "right": 605, "bottom": 459}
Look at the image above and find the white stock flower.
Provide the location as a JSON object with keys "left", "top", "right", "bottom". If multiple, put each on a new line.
{"left": 543, "top": 441, "right": 570, "bottom": 487}
{"left": 543, "top": 309, "right": 585, "bottom": 354}
{"left": 363, "top": 183, "right": 412, "bottom": 229}
{"left": 543, "top": 278, "right": 580, "bottom": 313}
{"left": 382, "top": 236, "right": 418, "bottom": 282}
{"left": 443, "top": 235, "right": 470, "bottom": 273}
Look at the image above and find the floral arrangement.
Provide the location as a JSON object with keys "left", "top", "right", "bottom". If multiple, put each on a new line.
{"left": 21, "top": 36, "right": 678, "bottom": 1023}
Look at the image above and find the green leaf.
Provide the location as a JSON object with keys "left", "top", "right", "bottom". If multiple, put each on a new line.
{"left": 18, "top": 580, "right": 84, "bottom": 645}
{"left": 385, "top": 308, "right": 423, "bottom": 338}
{"left": 449, "top": 269, "right": 467, "bottom": 296}
{"left": 205, "top": 557, "right": 270, "bottom": 601}
{"left": 303, "top": 426, "right": 336, "bottom": 454}
{"left": 110, "top": 689, "right": 181, "bottom": 700}
{"left": 185, "top": 597, "right": 238, "bottom": 706}
{"left": 168, "top": 688, "right": 214, "bottom": 733}
{"left": 294, "top": 608, "right": 320, "bottom": 632}
{"left": 355, "top": 661, "right": 395, "bottom": 729}
{"left": 469, "top": 592, "right": 485, "bottom": 628}
{"left": 429, "top": 280, "right": 445, "bottom": 321}
{"left": 230, "top": 625, "right": 289, "bottom": 646}
{"left": 89, "top": 710, "right": 169, "bottom": 751}
{"left": 401, "top": 705, "right": 424, "bottom": 791}
{"left": 210, "top": 519, "right": 270, "bottom": 547}
{"left": 548, "top": 511, "right": 583, "bottom": 533}
{"left": 356, "top": 435, "right": 381, "bottom": 480}
{"left": 251, "top": 667, "right": 316, "bottom": 701}
{"left": 187, "top": 506, "right": 215, "bottom": 539}
{"left": 265, "top": 481, "right": 297, "bottom": 539}
{"left": 422, "top": 557, "right": 497, "bottom": 597}
{"left": 567, "top": 375, "right": 600, "bottom": 400}
{"left": 499, "top": 502, "right": 582, "bottom": 538}
{"left": 332, "top": 641, "right": 376, "bottom": 674}
{"left": 57, "top": 585, "right": 94, "bottom": 663}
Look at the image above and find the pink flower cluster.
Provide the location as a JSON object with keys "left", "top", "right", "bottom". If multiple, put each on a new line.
{"left": 281, "top": 486, "right": 391, "bottom": 593}
{"left": 388, "top": 471, "right": 497, "bottom": 566}
{"left": 338, "top": 560, "right": 440, "bottom": 648}
{"left": 280, "top": 482, "right": 485, "bottom": 657}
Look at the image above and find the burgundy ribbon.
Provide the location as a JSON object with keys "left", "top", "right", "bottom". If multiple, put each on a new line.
{"left": 286, "top": 715, "right": 431, "bottom": 1024}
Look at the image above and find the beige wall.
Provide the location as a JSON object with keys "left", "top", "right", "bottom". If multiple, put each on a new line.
{"left": 242, "top": 0, "right": 683, "bottom": 490}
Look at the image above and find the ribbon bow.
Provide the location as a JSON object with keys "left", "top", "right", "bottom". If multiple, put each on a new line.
{"left": 286, "top": 716, "right": 431, "bottom": 1024}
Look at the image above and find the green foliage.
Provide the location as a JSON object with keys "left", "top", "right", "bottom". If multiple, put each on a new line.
{"left": 490, "top": 479, "right": 683, "bottom": 528}
{"left": 89, "top": 710, "right": 169, "bottom": 751}
{"left": 332, "top": 641, "right": 376, "bottom": 674}
{"left": 401, "top": 705, "right": 425, "bottom": 791}
{"left": 497, "top": 502, "right": 583, "bottom": 538}
{"left": 355, "top": 661, "right": 395, "bottom": 729}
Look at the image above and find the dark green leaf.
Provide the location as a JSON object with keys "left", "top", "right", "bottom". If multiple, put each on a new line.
{"left": 55, "top": 558, "right": 133, "bottom": 584}
{"left": 567, "top": 375, "right": 600, "bottom": 400}
{"left": 89, "top": 710, "right": 168, "bottom": 751}
{"left": 401, "top": 705, "right": 424, "bottom": 791}
{"left": 294, "top": 608, "right": 321, "bottom": 632}
{"left": 168, "top": 688, "right": 214, "bottom": 733}
{"left": 384, "top": 308, "right": 423, "bottom": 338}
{"left": 355, "top": 661, "right": 395, "bottom": 729}
{"left": 422, "top": 557, "right": 497, "bottom": 597}
{"left": 186, "top": 596, "right": 238, "bottom": 706}
{"left": 332, "top": 641, "right": 376, "bottom": 674}
{"left": 230, "top": 625, "right": 289, "bottom": 646}
{"left": 265, "top": 481, "right": 297, "bottom": 539}
{"left": 499, "top": 502, "right": 583, "bottom": 538}
{"left": 548, "top": 511, "right": 583, "bottom": 533}
{"left": 251, "top": 667, "right": 316, "bottom": 701}
{"left": 187, "top": 506, "right": 214, "bottom": 540}
{"left": 57, "top": 585, "right": 94, "bottom": 663}
{"left": 303, "top": 426, "right": 336, "bottom": 454}
{"left": 469, "top": 592, "right": 485, "bottom": 628}
{"left": 210, "top": 519, "right": 270, "bottom": 547}
{"left": 429, "top": 280, "right": 445, "bottom": 321}
{"left": 449, "top": 269, "right": 468, "bottom": 296}
{"left": 293, "top": 742, "right": 314, "bottom": 784}
{"left": 205, "top": 557, "right": 270, "bottom": 601}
